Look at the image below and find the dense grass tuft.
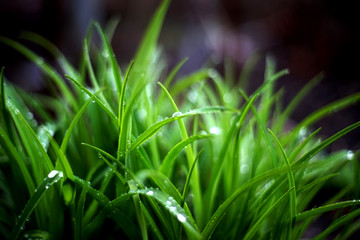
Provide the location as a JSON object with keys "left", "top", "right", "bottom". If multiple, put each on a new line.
{"left": 1, "top": 0, "right": 360, "bottom": 239}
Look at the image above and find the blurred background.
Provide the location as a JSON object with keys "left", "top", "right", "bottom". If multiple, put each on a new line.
{"left": 0, "top": 0, "right": 359, "bottom": 150}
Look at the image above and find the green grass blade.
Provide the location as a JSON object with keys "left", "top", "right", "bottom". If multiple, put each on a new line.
{"left": 202, "top": 169, "right": 283, "bottom": 240}
{"left": 274, "top": 73, "right": 323, "bottom": 132}
{"left": 65, "top": 74, "right": 117, "bottom": 121}
{"left": 11, "top": 170, "right": 64, "bottom": 240}
{"left": 160, "top": 134, "right": 210, "bottom": 176}
{"left": 0, "top": 127, "right": 35, "bottom": 194}
{"left": 47, "top": 133, "right": 74, "bottom": 181}
{"left": 7, "top": 101, "right": 54, "bottom": 173}
{"left": 288, "top": 128, "right": 321, "bottom": 162}
{"left": 131, "top": 107, "right": 227, "bottom": 151}
{"left": 140, "top": 201, "right": 165, "bottom": 240}
{"left": 243, "top": 187, "right": 294, "bottom": 240}
{"left": 293, "top": 121, "right": 360, "bottom": 167}
{"left": 94, "top": 22, "right": 122, "bottom": 96}
{"left": 296, "top": 200, "right": 360, "bottom": 222}
{"left": 60, "top": 96, "right": 95, "bottom": 153}
{"left": 268, "top": 129, "right": 297, "bottom": 230}
{"left": 313, "top": 207, "right": 360, "bottom": 240}
{"left": 293, "top": 92, "right": 360, "bottom": 133}
{"left": 181, "top": 150, "right": 203, "bottom": 207}
{"left": 0, "top": 36, "right": 77, "bottom": 110}
{"left": 20, "top": 31, "right": 79, "bottom": 78}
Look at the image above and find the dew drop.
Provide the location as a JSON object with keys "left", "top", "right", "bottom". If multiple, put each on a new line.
{"left": 45, "top": 185, "right": 49, "bottom": 189}
{"left": 137, "top": 108, "right": 147, "bottom": 120}
{"left": 146, "top": 190, "right": 154, "bottom": 196}
{"left": 172, "top": 112, "right": 183, "bottom": 118}
{"left": 166, "top": 200, "right": 172, "bottom": 205}
{"left": 188, "top": 91, "right": 198, "bottom": 103}
{"left": 208, "top": 69, "right": 217, "bottom": 78}
{"left": 223, "top": 93, "right": 232, "bottom": 104}
{"left": 26, "top": 112, "right": 34, "bottom": 120}
{"left": 48, "top": 170, "right": 59, "bottom": 178}
{"left": 240, "top": 164, "right": 249, "bottom": 174}
{"left": 347, "top": 150, "right": 355, "bottom": 160}
{"left": 177, "top": 214, "right": 186, "bottom": 222}
{"left": 209, "top": 126, "right": 221, "bottom": 135}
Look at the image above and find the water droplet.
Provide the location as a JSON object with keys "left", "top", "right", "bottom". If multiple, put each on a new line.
{"left": 45, "top": 185, "right": 49, "bottom": 189}
{"left": 168, "top": 196, "right": 173, "bottom": 200}
{"left": 172, "top": 112, "right": 183, "bottom": 118}
{"left": 209, "top": 126, "right": 221, "bottom": 135}
{"left": 48, "top": 170, "right": 59, "bottom": 178}
{"left": 208, "top": 69, "right": 217, "bottom": 78}
{"left": 146, "top": 190, "right": 154, "bottom": 196}
{"left": 137, "top": 108, "right": 147, "bottom": 120}
{"left": 240, "top": 164, "right": 249, "bottom": 174}
{"left": 26, "top": 112, "right": 34, "bottom": 120}
{"left": 223, "top": 93, "right": 232, "bottom": 104}
{"left": 347, "top": 150, "right": 355, "bottom": 160}
{"left": 177, "top": 213, "right": 186, "bottom": 222}
{"left": 166, "top": 200, "right": 172, "bottom": 205}
{"left": 170, "top": 206, "right": 176, "bottom": 212}
{"left": 188, "top": 91, "right": 198, "bottom": 103}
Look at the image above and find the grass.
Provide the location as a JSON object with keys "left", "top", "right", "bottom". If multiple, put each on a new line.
{"left": 0, "top": 0, "right": 360, "bottom": 239}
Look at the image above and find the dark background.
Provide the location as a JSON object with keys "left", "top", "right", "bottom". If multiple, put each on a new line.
{"left": 0, "top": 0, "right": 359, "bottom": 150}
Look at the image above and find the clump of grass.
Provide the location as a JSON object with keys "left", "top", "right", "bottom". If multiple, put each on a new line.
{"left": 1, "top": 0, "right": 360, "bottom": 239}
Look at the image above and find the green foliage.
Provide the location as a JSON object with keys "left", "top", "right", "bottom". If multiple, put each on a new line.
{"left": 0, "top": 0, "right": 360, "bottom": 239}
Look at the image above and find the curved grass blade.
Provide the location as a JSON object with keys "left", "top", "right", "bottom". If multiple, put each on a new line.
{"left": 11, "top": 170, "right": 64, "bottom": 240}
{"left": 136, "top": 188, "right": 201, "bottom": 239}
{"left": 243, "top": 187, "right": 294, "bottom": 240}
{"left": 81, "top": 142, "right": 143, "bottom": 187}
{"left": 47, "top": 133, "right": 74, "bottom": 181}
{"left": 94, "top": 22, "right": 122, "bottom": 96}
{"left": 139, "top": 201, "right": 165, "bottom": 240}
{"left": 206, "top": 93, "right": 258, "bottom": 217}
{"left": 7, "top": 101, "right": 54, "bottom": 174}
{"left": 0, "top": 127, "right": 36, "bottom": 194}
{"left": 293, "top": 121, "right": 360, "bottom": 167}
{"left": 170, "top": 69, "right": 210, "bottom": 97}
{"left": 293, "top": 92, "right": 360, "bottom": 134}
{"left": 274, "top": 73, "right": 323, "bottom": 132}
{"left": 20, "top": 31, "right": 79, "bottom": 78}
{"left": 60, "top": 95, "right": 95, "bottom": 153}
{"left": 313, "top": 207, "right": 360, "bottom": 240}
{"left": 0, "top": 36, "right": 77, "bottom": 110}
{"left": 65, "top": 74, "right": 117, "bottom": 121}
{"left": 268, "top": 129, "right": 297, "bottom": 232}
{"left": 288, "top": 128, "right": 321, "bottom": 162}
{"left": 202, "top": 168, "right": 284, "bottom": 240}
{"left": 131, "top": 106, "right": 228, "bottom": 151}
{"left": 296, "top": 200, "right": 360, "bottom": 222}
{"left": 181, "top": 150, "right": 203, "bottom": 207}
{"left": 160, "top": 134, "right": 210, "bottom": 176}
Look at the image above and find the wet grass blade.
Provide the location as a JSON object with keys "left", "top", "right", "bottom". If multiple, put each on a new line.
{"left": 243, "top": 187, "right": 294, "bottom": 240}
{"left": 160, "top": 134, "right": 210, "bottom": 176}
{"left": 131, "top": 107, "right": 227, "bottom": 151}
{"left": 296, "top": 200, "right": 360, "bottom": 222}
{"left": 11, "top": 170, "right": 64, "bottom": 240}
{"left": 202, "top": 169, "right": 283, "bottom": 240}
{"left": 0, "top": 36, "right": 77, "bottom": 110}
{"left": 268, "top": 128, "right": 297, "bottom": 232}
{"left": 293, "top": 122, "right": 360, "bottom": 167}
{"left": 65, "top": 74, "right": 117, "bottom": 121}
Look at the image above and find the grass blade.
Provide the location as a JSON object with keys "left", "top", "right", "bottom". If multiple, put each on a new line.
{"left": 11, "top": 170, "right": 64, "bottom": 240}
{"left": 296, "top": 200, "right": 360, "bottom": 222}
